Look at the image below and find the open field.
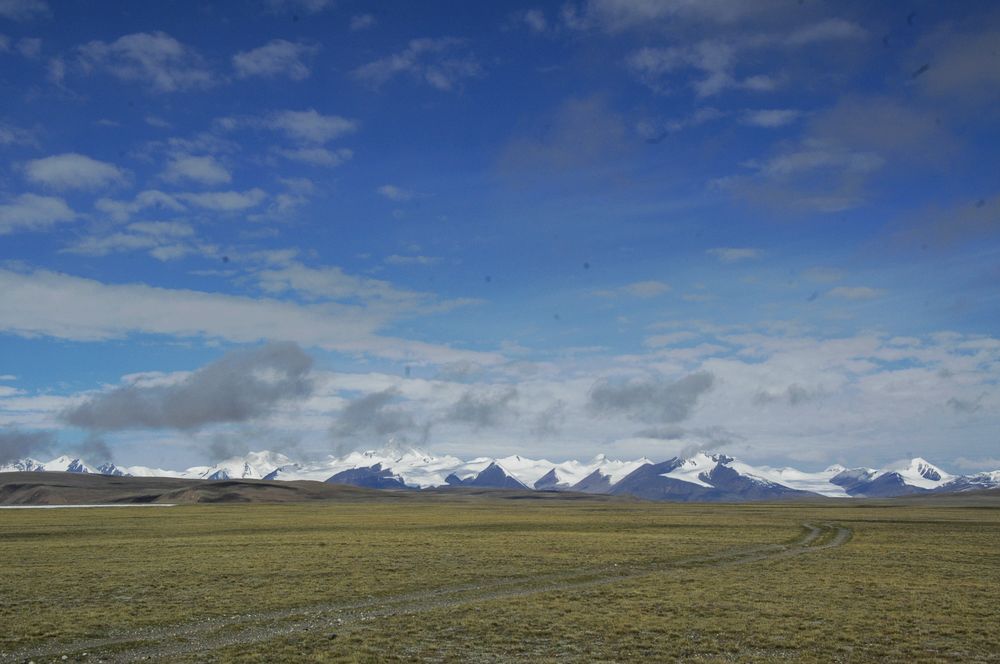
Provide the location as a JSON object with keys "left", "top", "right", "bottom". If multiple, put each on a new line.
{"left": 2, "top": 494, "right": 999, "bottom": 663}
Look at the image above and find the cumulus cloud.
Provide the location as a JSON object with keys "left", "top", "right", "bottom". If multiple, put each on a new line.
{"left": 162, "top": 155, "right": 231, "bottom": 185}
{"left": 349, "top": 14, "right": 376, "bottom": 31}
{"left": 716, "top": 137, "right": 885, "bottom": 213}
{"left": 563, "top": 0, "right": 784, "bottom": 32}
{"left": 352, "top": 37, "right": 481, "bottom": 91}
{"left": 78, "top": 31, "right": 214, "bottom": 92}
{"left": 0, "top": 193, "right": 74, "bottom": 234}
{"left": 176, "top": 188, "right": 266, "bottom": 211}
{"left": 17, "top": 36, "right": 41, "bottom": 57}
{"left": 785, "top": 18, "right": 867, "bottom": 46}
{"left": 0, "top": 268, "right": 499, "bottom": 364}
{"left": 226, "top": 108, "right": 356, "bottom": 144}
{"left": 232, "top": 39, "right": 318, "bottom": 80}
{"left": 332, "top": 388, "right": 415, "bottom": 439}
{"left": 500, "top": 96, "right": 631, "bottom": 175}
{"left": 588, "top": 371, "right": 715, "bottom": 423}
{"left": 25, "top": 153, "right": 125, "bottom": 190}
{"left": 63, "top": 342, "right": 314, "bottom": 431}
{"left": 0, "top": 0, "right": 49, "bottom": 21}
{"left": 0, "top": 122, "right": 34, "bottom": 146}
{"left": 0, "top": 427, "right": 53, "bottom": 464}
{"left": 753, "top": 383, "right": 818, "bottom": 406}
{"left": 95, "top": 190, "right": 184, "bottom": 222}
{"left": 445, "top": 386, "right": 518, "bottom": 429}
{"left": 63, "top": 221, "right": 201, "bottom": 261}
{"left": 707, "top": 247, "right": 762, "bottom": 262}
{"left": 263, "top": 0, "right": 331, "bottom": 14}
{"left": 516, "top": 8, "right": 548, "bottom": 33}
{"left": 377, "top": 184, "right": 414, "bottom": 201}
{"left": 593, "top": 280, "right": 670, "bottom": 299}
{"left": 914, "top": 23, "right": 1000, "bottom": 104}
{"left": 828, "top": 286, "right": 882, "bottom": 300}
{"left": 384, "top": 254, "right": 440, "bottom": 266}
{"left": 741, "top": 109, "right": 802, "bottom": 128}
{"left": 626, "top": 41, "right": 776, "bottom": 97}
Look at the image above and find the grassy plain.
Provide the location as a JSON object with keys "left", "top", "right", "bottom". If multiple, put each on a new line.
{"left": 2, "top": 495, "right": 999, "bottom": 662}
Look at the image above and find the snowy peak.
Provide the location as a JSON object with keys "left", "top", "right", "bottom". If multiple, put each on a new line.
{"left": 0, "top": 457, "right": 46, "bottom": 472}
{"left": 43, "top": 455, "right": 94, "bottom": 474}
{"left": 449, "top": 461, "right": 528, "bottom": 490}
{"left": 97, "top": 462, "right": 130, "bottom": 477}
{"left": 3, "top": 449, "right": 998, "bottom": 501}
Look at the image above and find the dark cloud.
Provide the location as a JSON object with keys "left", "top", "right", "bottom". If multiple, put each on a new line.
{"left": 63, "top": 342, "right": 314, "bottom": 431}
{"left": 754, "top": 383, "right": 816, "bottom": 406}
{"left": 0, "top": 428, "right": 54, "bottom": 464}
{"left": 589, "top": 371, "right": 714, "bottom": 423}
{"left": 633, "top": 425, "right": 686, "bottom": 440}
{"left": 72, "top": 435, "right": 113, "bottom": 464}
{"left": 531, "top": 400, "right": 566, "bottom": 437}
{"left": 633, "top": 424, "right": 739, "bottom": 458}
{"left": 498, "top": 96, "right": 633, "bottom": 178}
{"left": 947, "top": 394, "right": 984, "bottom": 414}
{"left": 332, "top": 388, "right": 415, "bottom": 439}
{"left": 206, "top": 427, "right": 301, "bottom": 462}
{"left": 445, "top": 386, "right": 518, "bottom": 429}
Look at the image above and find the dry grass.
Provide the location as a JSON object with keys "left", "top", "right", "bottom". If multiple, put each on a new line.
{"left": 3, "top": 498, "right": 998, "bottom": 662}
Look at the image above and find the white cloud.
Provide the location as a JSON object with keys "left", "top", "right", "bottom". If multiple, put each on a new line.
{"left": 564, "top": 0, "right": 782, "bottom": 32}
{"left": 753, "top": 140, "right": 884, "bottom": 179}
{"left": 352, "top": 37, "right": 481, "bottom": 91}
{"left": 266, "top": 108, "right": 357, "bottom": 143}
{"left": 0, "top": 122, "right": 33, "bottom": 146}
{"left": 0, "top": 0, "right": 49, "bottom": 21}
{"left": 277, "top": 146, "right": 352, "bottom": 166}
{"left": 644, "top": 331, "right": 697, "bottom": 348}
{"left": 518, "top": 9, "right": 547, "bottom": 32}
{"left": 162, "top": 155, "right": 231, "bottom": 185}
{"left": 176, "top": 188, "right": 266, "bottom": 211}
{"left": 626, "top": 41, "right": 776, "bottom": 97}
{"left": 785, "top": 18, "right": 867, "bottom": 46}
{"left": 350, "top": 14, "right": 376, "bottom": 31}
{"left": 95, "top": 190, "right": 184, "bottom": 222}
{"left": 78, "top": 32, "right": 214, "bottom": 93}
{"left": 0, "top": 193, "right": 74, "bottom": 235}
{"left": 17, "top": 36, "right": 41, "bottom": 57}
{"left": 232, "top": 39, "right": 318, "bottom": 80}
{"left": 828, "top": 286, "right": 883, "bottom": 300}
{"left": 263, "top": 0, "right": 331, "bottom": 14}
{"left": 63, "top": 221, "right": 201, "bottom": 260}
{"left": 377, "top": 184, "right": 414, "bottom": 201}
{"left": 25, "top": 153, "right": 125, "bottom": 190}
{"left": 385, "top": 254, "right": 440, "bottom": 266}
{"left": 0, "top": 268, "right": 498, "bottom": 365}
{"left": 593, "top": 280, "right": 670, "bottom": 299}
{"left": 707, "top": 247, "right": 762, "bottom": 262}
{"left": 742, "top": 109, "right": 802, "bottom": 128}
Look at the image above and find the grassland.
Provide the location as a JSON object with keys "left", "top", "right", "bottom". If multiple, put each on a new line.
{"left": 2, "top": 495, "right": 998, "bottom": 662}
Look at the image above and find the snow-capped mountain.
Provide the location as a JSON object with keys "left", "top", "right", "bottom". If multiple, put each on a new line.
{"left": 3, "top": 449, "right": 999, "bottom": 501}
{"left": 0, "top": 457, "right": 46, "bottom": 472}
{"left": 41, "top": 455, "right": 95, "bottom": 474}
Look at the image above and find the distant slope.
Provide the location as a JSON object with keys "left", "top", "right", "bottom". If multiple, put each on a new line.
{"left": 0, "top": 472, "right": 401, "bottom": 506}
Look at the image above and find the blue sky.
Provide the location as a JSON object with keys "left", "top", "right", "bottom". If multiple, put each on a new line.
{"left": 1, "top": 0, "right": 998, "bottom": 471}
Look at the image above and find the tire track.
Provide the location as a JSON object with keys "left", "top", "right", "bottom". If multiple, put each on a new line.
{"left": 2, "top": 522, "right": 851, "bottom": 663}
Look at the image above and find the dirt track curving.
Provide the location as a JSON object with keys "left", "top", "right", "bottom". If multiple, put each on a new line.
{"left": 1, "top": 522, "right": 852, "bottom": 663}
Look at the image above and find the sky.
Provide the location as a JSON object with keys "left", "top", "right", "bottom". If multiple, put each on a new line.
{"left": 1, "top": 0, "right": 998, "bottom": 472}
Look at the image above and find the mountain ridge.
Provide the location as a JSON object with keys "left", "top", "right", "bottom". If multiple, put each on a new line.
{"left": 2, "top": 448, "right": 997, "bottom": 502}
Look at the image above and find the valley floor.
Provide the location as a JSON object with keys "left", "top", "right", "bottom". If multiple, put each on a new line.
{"left": 2, "top": 496, "right": 998, "bottom": 662}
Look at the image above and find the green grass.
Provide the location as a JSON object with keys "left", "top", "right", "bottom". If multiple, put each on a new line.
{"left": 3, "top": 498, "right": 999, "bottom": 662}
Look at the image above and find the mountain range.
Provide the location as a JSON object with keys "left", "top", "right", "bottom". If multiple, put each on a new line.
{"left": 3, "top": 449, "right": 999, "bottom": 501}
